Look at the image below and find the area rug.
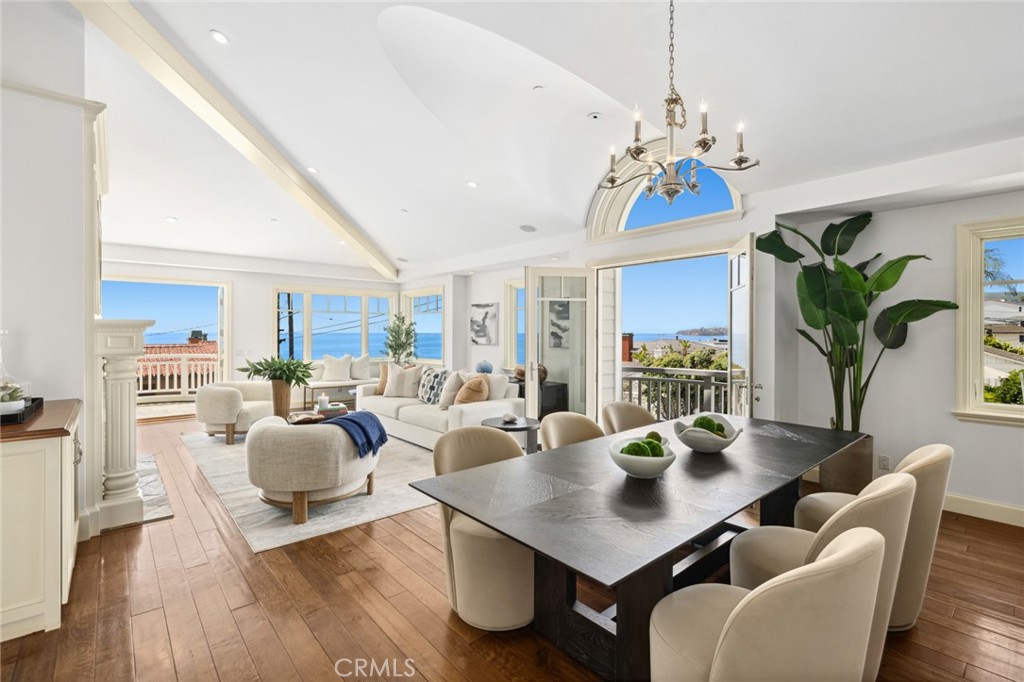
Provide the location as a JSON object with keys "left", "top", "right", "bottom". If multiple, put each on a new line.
{"left": 139, "top": 453, "right": 174, "bottom": 523}
{"left": 181, "top": 432, "right": 436, "bottom": 552}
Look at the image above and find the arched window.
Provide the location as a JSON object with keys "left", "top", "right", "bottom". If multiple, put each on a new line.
{"left": 586, "top": 140, "right": 743, "bottom": 241}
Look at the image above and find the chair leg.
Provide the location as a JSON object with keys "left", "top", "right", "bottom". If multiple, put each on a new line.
{"left": 366, "top": 471, "right": 375, "bottom": 495}
{"left": 225, "top": 423, "right": 235, "bottom": 445}
{"left": 292, "top": 491, "right": 308, "bottom": 524}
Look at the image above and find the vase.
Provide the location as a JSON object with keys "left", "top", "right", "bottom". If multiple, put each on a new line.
{"left": 271, "top": 380, "right": 291, "bottom": 419}
{"left": 819, "top": 434, "right": 874, "bottom": 494}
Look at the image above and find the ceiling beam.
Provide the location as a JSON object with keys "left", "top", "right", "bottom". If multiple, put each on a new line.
{"left": 72, "top": 0, "right": 397, "bottom": 280}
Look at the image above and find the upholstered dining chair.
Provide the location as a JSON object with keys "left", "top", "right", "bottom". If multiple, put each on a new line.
{"left": 539, "top": 412, "right": 605, "bottom": 450}
{"left": 730, "top": 472, "right": 915, "bottom": 682}
{"left": 651, "top": 527, "right": 885, "bottom": 682}
{"left": 433, "top": 426, "right": 533, "bottom": 631}
{"left": 795, "top": 444, "right": 954, "bottom": 631}
{"left": 601, "top": 401, "right": 657, "bottom": 435}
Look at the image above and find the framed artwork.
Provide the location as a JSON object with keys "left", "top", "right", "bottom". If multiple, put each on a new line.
{"left": 469, "top": 302, "right": 499, "bottom": 346}
{"left": 549, "top": 300, "right": 570, "bottom": 348}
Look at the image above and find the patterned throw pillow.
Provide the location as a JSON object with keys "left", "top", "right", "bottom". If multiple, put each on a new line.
{"left": 418, "top": 368, "right": 449, "bottom": 405}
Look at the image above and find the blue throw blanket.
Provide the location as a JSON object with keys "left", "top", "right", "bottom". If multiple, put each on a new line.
{"left": 324, "top": 411, "right": 388, "bottom": 458}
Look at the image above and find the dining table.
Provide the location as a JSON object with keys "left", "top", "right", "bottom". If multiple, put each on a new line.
{"left": 410, "top": 416, "right": 865, "bottom": 680}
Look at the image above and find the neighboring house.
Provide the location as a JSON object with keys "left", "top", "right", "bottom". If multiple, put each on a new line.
{"left": 984, "top": 346, "right": 1024, "bottom": 386}
{"left": 984, "top": 298, "right": 1024, "bottom": 325}
{"left": 985, "top": 323, "right": 1024, "bottom": 346}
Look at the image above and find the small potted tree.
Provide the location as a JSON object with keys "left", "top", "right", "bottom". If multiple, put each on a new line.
{"left": 756, "top": 213, "right": 957, "bottom": 491}
{"left": 238, "top": 357, "right": 313, "bottom": 419}
{"left": 383, "top": 311, "right": 416, "bottom": 364}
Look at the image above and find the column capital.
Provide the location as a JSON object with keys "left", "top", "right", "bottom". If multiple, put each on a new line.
{"left": 95, "top": 319, "right": 154, "bottom": 357}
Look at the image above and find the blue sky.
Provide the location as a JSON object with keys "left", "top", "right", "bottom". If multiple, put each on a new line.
{"left": 621, "top": 255, "right": 728, "bottom": 333}
{"left": 988, "top": 236, "right": 1024, "bottom": 281}
{"left": 624, "top": 159, "right": 734, "bottom": 230}
{"left": 101, "top": 281, "right": 220, "bottom": 342}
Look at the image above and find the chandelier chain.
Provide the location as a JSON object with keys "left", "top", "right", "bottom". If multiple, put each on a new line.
{"left": 667, "top": 0, "right": 678, "bottom": 98}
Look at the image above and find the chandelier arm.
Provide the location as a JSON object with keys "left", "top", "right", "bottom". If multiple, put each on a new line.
{"left": 697, "top": 160, "right": 761, "bottom": 172}
{"left": 602, "top": 171, "right": 660, "bottom": 189}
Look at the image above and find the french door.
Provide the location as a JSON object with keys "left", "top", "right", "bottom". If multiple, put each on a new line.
{"left": 524, "top": 267, "right": 597, "bottom": 420}
{"left": 726, "top": 234, "right": 755, "bottom": 416}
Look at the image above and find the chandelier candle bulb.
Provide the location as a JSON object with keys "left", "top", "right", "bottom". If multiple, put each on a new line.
{"left": 633, "top": 109, "right": 642, "bottom": 142}
{"left": 609, "top": 146, "right": 617, "bottom": 174}
{"left": 736, "top": 121, "right": 744, "bottom": 152}
{"left": 700, "top": 99, "right": 708, "bottom": 133}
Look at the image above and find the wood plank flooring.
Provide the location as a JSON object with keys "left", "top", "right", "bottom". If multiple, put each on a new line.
{"left": 2, "top": 418, "right": 1023, "bottom": 681}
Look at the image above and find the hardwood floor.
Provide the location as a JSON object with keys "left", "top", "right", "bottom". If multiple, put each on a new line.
{"left": 3, "top": 419, "right": 1023, "bottom": 681}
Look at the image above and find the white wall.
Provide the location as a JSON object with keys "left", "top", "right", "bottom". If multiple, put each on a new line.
{"left": 465, "top": 267, "right": 521, "bottom": 372}
{"left": 793, "top": 191, "right": 1024, "bottom": 508}
{"left": 1, "top": 2, "right": 86, "bottom": 401}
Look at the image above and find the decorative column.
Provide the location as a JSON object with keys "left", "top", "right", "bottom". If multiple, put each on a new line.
{"left": 95, "top": 319, "right": 153, "bottom": 530}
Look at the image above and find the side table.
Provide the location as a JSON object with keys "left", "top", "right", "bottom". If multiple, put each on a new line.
{"left": 481, "top": 416, "right": 541, "bottom": 454}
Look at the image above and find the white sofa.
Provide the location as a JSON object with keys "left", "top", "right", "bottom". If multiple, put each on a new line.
{"left": 196, "top": 381, "right": 275, "bottom": 444}
{"left": 356, "top": 381, "right": 524, "bottom": 449}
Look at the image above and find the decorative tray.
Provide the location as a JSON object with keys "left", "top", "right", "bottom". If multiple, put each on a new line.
{"left": 1, "top": 396, "right": 44, "bottom": 425}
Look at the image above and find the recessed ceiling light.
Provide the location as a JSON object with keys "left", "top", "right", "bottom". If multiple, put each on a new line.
{"left": 532, "top": 85, "right": 545, "bottom": 91}
{"left": 550, "top": 256, "right": 560, "bottom": 261}
{"left": 306, "top": 166, "right": 319, "bottom": 174}
{"left": 209, "top": 29, "right": 230, "bottom": 45}
{"left": 400, "top": 208, "right": 409, "bottom": 214}
{"left": 466, "top": 181, "right": 478, "bottom": 189}
{"left": 587, "top": 112, "right": 602, "bottom": 120}
{"left": 468, "top": 271, "right": 476, "bottom": 276}
{"left": 519, "top": 224, "right": 537, "bottom": 233}
{"left": 338, "top": 240, "right": 345, "bottom": 245}
{"left": 397, "top": 257, "right": 409, "bottom": 263}
{"left": 269, "top": 218, "right": 278, "bottom": 223}
{"left": 164, "top": 216, "right": 178, "bottom": 223}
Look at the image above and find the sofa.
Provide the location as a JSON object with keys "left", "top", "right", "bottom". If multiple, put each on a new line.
{"left": 356, "top": 376, "right": 524, "bottom": 449}
{"left": 292, "top": 359, "right": 378, "bottom": 408}
{"left": 196, "top": 381, "right": 275, "bottom": 444}
{"left": 246, "top": 416, "right": 378, "bottom": 524}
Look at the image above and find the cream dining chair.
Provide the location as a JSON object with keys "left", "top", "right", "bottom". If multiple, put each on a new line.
{"left": 433, "top": 426, "right": 533, "bottom": 630}
{"left": 601, "top": 401, "right": 657, "bottom": 435}
{"left": 539, "top": 412, "right": 605, "bottom": 450}
{"left": 651, "top": 527, "right": 885, "bottom": 682}
{"left": 795, "top": 444, "right": 953, "bottom": 631}
{"left": 730, "top": 472, "right": 915, "bottom": 682}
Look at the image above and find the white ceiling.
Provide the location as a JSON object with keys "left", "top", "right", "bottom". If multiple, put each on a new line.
{"left": 91, "top": 1, "right": 1024, "bottom": 273}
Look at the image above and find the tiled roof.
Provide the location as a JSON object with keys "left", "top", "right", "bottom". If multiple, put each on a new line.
{"left": 139, "top": 342, "right": 220, "bottom": 377}
{"left": 985, "top": 324, "right": 1024, "bottom": 335}
{"left": 984, "top": 347, "right": 1024, "bottom": 363}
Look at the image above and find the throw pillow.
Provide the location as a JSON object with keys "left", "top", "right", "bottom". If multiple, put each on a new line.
{"left": 384, "top": 362, "right": 423, "bottom": 398}
{"left": 309, "top": 363, "right": 326, "bottom": 381}
{"left": 322, "top": 353, "right": 352, "bottom": 381}
{"left": 454, "top": 376, "right": 489, "bottom": 404}
{"left": 350, "top": 353, "right": 370, "bottom": 380}
{"left": 438, "top": 371, "right": 464, "bottom": 410}
{"left": 376, "top": 362, "right": 389, "bottom": 395}
{"left": 458, "top": 370, "right": 509, "bottom": 402}
{"left": 418, "top": 368, "right": 449, "bottom": 405}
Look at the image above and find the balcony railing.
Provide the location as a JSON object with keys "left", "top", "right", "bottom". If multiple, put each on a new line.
{"left": 137, "top": 354, "right": 221, "bottom": 403}
{"left": 621, "top": 366, "right": 746, "bottom": 420}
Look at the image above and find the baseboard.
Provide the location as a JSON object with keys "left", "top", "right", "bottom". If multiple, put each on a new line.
{"left": 78, "top": 507, "right": 100, "bottom": 541}
{"left": 944, "top": 492, "right": 1024, "bottom": 528}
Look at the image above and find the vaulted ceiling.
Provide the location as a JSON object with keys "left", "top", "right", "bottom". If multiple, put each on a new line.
{"left": 87, "top": 1, "right": 1024, "bottom": 277}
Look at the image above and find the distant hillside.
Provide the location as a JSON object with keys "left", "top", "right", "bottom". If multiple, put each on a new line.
{"left": 675, "top": 326, "right": 727, "bottom": 336}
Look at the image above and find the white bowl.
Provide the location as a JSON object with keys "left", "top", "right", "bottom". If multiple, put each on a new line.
{"left": 609, "top": 436, "right": 676, "bottom": 479}
{"left": 673, "top": 413, "right": 743, "bottom": 454}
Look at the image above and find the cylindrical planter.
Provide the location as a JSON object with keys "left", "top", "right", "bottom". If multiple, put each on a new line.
{"left": 820, "top": 434, "right": 874, "bottom": 494}
{"left": 271, "top": 380, "right": 291, "bottom": 419}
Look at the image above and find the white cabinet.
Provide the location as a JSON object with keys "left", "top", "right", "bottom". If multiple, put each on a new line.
{"left": 1, "top": 400, "right": 81, "bottom": 641}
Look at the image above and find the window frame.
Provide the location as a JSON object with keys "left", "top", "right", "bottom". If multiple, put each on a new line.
{"left": 401, "top": 286, "right": 445, "bottom": 366}
{"left": 503, "top": 279, "right": 525, "bottom": 370}
{"left": 954, "top": 216, "right": 1024, "bottom": 425}
{"left": 273, "top": 286, "right": 397, "bottom": 362}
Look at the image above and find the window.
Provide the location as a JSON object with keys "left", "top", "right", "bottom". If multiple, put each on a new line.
{"left": 504, "top": 281, "right": 526, "bottom": 368}
{"left": 956, "top": 217, "right": 1024, "bottom": 423}
{"left": 404, "top": 288, "right": 444, "bottom": 362}
{"left": 274, "top": 289, "right": 396, "bottom": 360}
{"left": 623, "top": 160, "right": 737, "bottom": 231}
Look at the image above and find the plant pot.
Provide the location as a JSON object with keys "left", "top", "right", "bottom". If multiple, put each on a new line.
{"left": 820, "top": 434, "right": 873, "bottom": 494}
{"left": 0, "top": 399, "right": 25, "bottom": 415}
{"left": 271, "top": 380, "right": 291, "bottom": 419}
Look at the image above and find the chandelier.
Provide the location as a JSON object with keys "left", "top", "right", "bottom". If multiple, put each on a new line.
{"left": 600, "top": 0, "right": 759, "bottom": 205}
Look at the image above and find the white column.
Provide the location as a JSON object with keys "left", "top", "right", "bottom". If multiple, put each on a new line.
{"left": 95, "top": 319, "right": 153, "bottom": 530}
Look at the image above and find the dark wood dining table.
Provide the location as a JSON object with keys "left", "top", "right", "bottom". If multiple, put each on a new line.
{"left": 410, "top": 416, "right": 864, "bottom": 680}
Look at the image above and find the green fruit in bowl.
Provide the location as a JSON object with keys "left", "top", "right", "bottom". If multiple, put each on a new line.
{"left": 643, "top": 439, "right": 665, "bottom": 457}
{"left": 692, "top": 415, "right": 718, "bottom": 433}
{"left": 620, "top": 441, "right": 652, "bottom": 457}
{"left": 644, "top": 430, "right": 662, "bottom": 442}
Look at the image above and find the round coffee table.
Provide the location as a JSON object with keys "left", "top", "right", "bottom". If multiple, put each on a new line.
{"left": 481, "top": 416, "right": 541, "bottom": 454}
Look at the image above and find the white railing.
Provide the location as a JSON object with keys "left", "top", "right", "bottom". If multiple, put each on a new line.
{"left": 621, "top": 366, "right": 744, "bottom": 420}
{"left": 136, "top": 353, "right": 221, "bottom": 403}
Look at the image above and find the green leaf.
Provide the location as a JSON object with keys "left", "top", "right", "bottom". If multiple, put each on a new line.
{"left": 854, "top": 253, "right": 882, "bottom": 274}
{"left": 796, "top": 328, "right": 827, "bottom": 356}
{"left": 796, "top": 272, "right": 829, "bottom": 329}
{"left": 801, "top": 262, "right": 841, "bottom": 309}
{"left": 864, "top": 255, "right": 929, "bottom": 293}
{"left": 755, "top": 230, "right": 804, "bottom": 263}
{"left": 827, "top": 287, "right": 869, "bottom": 323}
{"left": 777, "top": 222, "right": 826, "bottom": 260}
{"left": 872, "top": 299, "right": 959, "bottom": 349}
{"left": 833, "top": 258, "right": 868, "bottom": 295}
{"left": 821, "top": 213, "right": 872, "bottom": 256}
{"left": 828, "top": 311, "right": 860, "bottom": 347}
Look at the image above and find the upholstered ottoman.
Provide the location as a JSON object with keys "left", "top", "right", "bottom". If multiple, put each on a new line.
{"left": 245, "top": 416, "right": 378, "bottom": 523}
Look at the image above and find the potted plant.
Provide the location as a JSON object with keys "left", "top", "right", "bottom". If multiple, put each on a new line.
{"left": 237, "top": 357, "right": 313, "bottom": 419}
{"left": 383, "top": 311, "right": 416, "bottom": 365}
{"left": 756, "top": 213, "right": 957, "bottom": 491}
{"left": 0, "top": 382, "right": 25, "bottom": 415}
